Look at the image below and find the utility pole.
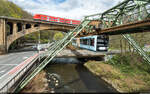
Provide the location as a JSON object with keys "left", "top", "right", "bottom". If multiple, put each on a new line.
{"left": 38, "top": 30, "right": 41, "bottom": 62}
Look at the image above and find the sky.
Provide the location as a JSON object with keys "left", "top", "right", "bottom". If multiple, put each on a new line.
{"left": 8, "top": 0, "right": 124, "bottom": 20}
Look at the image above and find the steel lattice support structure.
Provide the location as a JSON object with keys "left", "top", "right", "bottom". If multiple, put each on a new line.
{"left": 85, "top": 0, "right": 150, "bottom": 65}
{"left": 85, "top": 0, "right": 150, "bottom": 28}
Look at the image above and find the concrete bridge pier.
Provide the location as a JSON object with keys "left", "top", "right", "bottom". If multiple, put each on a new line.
{"left": 0, "top": 19, "right": 7, "bottom": 54}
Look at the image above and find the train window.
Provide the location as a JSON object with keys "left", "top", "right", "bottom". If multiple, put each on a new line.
{"left": 43, "top": 17, "right": 46, "bottom": 20}
{"left": 58, "top": 18, "right": 60, "bottom": 22}
{"left": 51, "top": 18, "right": 54, "bottom": 21}
{"left": 97, "top": 39, "right": 104, "bottom": 43}
{"left": 60, "top": 19, "right": 64, "bottom": 23}
{"left": 90, "top": 38, "right": 94, "bottom": 46}
{"left": 49, "top": 18, "right": 51, "bottom": 21}
{"left": 83, "top": 39, "right": 88, "bottom": 45}
{"left": 47, "top": 17, "right": 49, "bottom": 21}
{"left": 80, "top": 39, "right": 83, "bottom": 44}
{"left": 54, "top": 18, "right": 57, "bottom": 21}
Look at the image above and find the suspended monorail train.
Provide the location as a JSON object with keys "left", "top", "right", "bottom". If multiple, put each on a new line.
{"left": 72, "top": 35, "right": 109, "bottom": 51}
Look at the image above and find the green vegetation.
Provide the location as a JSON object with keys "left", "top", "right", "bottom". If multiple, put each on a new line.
{"left": 109, "top": 32, "right": 150, "bottom": 50}
{"left": 53, "top": 32, "right": 64, "bottom": 41}
{"left": 0, "top": 0, "right": 65, "bottom": 50}
{"left": 10, "top": 30, "right": 65, "bottom": 50}
{"left": 84, "top": 53, "right": 150, "bottom": 93}
{"left": 23, "top": 31, "right": 64, "bottom": 43}
{"left": 85, "top": 32, "right": 150, "bottom": 93}
{"left": 0, "top": 0, "right": 32, "bottom": 19}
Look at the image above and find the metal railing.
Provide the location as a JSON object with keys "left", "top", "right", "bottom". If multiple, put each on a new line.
{"left": 0, "top": 54, "right": 39, "bottom": 93}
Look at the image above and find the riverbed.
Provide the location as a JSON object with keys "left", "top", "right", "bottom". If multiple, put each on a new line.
{"left": 22, "top": 58, "right": 118, "bottom": 93}
{"left": 45, "top": 58, "right": 117, "bottom": 93}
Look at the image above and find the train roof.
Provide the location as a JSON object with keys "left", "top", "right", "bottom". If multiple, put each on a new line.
{"left": 34, "top": 14, "right": 81, "bottom": 21}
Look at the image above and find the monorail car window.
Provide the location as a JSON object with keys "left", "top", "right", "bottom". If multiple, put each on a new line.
{"left": 90, "top": 38, "right": 94, "bottom": 46}
{"left": 80, "top": 39, "right": 83, "bottom": 44}
{"left": 83, "top": 39, "right": 87, "bottom": 45}
{"left": 97, "top": 39, "right": 105, "bottom": 43}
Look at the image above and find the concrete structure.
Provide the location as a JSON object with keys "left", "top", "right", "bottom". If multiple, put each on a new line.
{"left": 55, "top": 49, "right": 118, "bottom": 58}
{"left": 0, "top": 16, "right": 76, "bottom": 54}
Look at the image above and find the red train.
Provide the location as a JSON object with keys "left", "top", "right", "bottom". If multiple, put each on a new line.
{"left": 33, "top": 14, "right": 81, "bottom": 25}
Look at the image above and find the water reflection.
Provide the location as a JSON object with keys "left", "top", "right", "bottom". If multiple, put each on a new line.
{"left": 45, "top": 58, "right": 117, "bottom": 93}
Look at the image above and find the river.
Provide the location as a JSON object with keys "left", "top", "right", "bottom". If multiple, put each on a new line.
{"left": 45, "top": 58, "right": 117, "bottom": 93}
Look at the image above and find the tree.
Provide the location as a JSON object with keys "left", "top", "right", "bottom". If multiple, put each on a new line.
{"left": 53, "top": 32, "right": 64, "bottom": 41}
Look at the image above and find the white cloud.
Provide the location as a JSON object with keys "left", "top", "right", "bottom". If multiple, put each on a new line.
{"left": 8, "top": 0, "right": 124, "bottom": 20}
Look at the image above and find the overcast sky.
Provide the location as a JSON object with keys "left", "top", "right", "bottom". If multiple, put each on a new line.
{"left": 8, "top": 0, "right": 124, "bottom": 20}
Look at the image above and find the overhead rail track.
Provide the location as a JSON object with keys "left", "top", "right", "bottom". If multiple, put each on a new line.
{"left": 84, "top": 0, "right": 150, "bottom": 64}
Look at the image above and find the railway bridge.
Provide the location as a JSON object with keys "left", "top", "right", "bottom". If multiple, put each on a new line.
{"left": 0, "top": 16, "right": 76, "bottom": 54}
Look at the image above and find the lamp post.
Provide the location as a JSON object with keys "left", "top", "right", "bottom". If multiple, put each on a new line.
{"left": 38, "top": 30, "right": 41, "bottom": 62}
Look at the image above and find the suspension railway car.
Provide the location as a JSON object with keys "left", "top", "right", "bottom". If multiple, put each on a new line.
{"left": 33, "top": 14, "right": 81, "bottom": 25}
{"left": 72, "top": 35, "right": 109, "bottom": 51}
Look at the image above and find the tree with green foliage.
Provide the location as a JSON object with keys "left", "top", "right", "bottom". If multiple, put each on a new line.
{"left": 53, "top": 32, "right": 64, "bottom": 41}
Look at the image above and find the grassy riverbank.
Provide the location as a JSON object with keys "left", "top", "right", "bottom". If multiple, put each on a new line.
{"left": 84, "top": 53, "right": 150, "bottom": 93}
{"left": 21, "top": 70, "right": 49, "bottom": 93}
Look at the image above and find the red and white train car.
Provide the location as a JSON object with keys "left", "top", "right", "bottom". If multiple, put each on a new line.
{"left": 33, "top": 14, "right": 81, "bottom": 25}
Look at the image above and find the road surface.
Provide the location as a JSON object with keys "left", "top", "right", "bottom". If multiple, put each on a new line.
{"left": 0, "top": 51, "right": 38, "bottom": 90}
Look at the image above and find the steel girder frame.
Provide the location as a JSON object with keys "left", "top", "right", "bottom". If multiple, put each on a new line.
{"left": 85, "top": 0, "right": 150, "bottom": 28}
{"left": 85, "top": 0, "right": 150, "bottom": 65}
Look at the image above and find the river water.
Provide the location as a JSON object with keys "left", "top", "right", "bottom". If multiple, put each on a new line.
{"left": 45, "top": 58, "right": 117, "bottom": 93}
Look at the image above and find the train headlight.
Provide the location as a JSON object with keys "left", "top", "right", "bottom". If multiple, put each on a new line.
{"left": 99, "top": 47, "right": 106, "bottom": 50}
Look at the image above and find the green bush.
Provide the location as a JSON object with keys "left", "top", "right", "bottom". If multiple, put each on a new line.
{"left": 107, "top": 53, "right": 150, "bottom": 75}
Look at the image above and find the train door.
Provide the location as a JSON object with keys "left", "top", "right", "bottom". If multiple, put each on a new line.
{"left": 76, "top": 38, "right": 80, "bottom": 47}
{"left": 70, "top": 20, "right": 72, "bottom": 24}
{"left": 47, "top": 16, "right": 49, "bottom": 21}
{"left": 96, "top": 35, "right": 109, "bottom": 51}
{"left": 57, "top": 18, "right": 60, "bottom": 22}
{"left": 89, "top": 38, "right": 96, "bottom": 51}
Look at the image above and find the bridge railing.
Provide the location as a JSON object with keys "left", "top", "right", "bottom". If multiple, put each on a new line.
{"left": 0, "top": 54, "right": 39, "bottom": 93}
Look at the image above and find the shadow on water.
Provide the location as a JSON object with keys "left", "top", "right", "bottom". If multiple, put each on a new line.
{"left": 50, "top": 57, "right": 104, "bottom": 64}
{"left": 75, "top": 64, "right": 118, "bottom": 93}
{"left": 46, "top": 58, "right": 118, "bottom": 93}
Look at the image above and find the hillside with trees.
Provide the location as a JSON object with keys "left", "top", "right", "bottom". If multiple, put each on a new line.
{"left": 0, "top": 0, "right": 64, "bottom": 50}
{"left": 0, "top": 0, "right": 32, "bottom": 19}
